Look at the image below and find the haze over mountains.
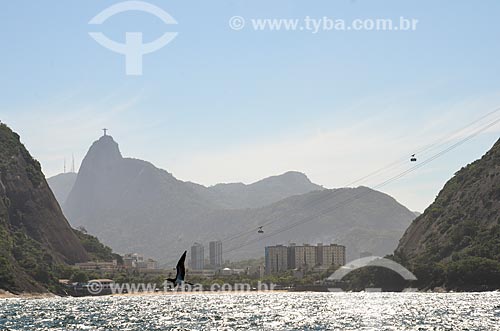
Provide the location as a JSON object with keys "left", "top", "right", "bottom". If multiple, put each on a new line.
{"left": 47, "top": 172, "right": 77, "bottom": 206}
{"left": 49, "top": 134, "right": 417, "bottom": 263}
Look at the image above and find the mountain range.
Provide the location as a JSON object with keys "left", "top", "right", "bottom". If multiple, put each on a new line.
{"left": 49, "top": 134, "right": 417, "bottom": 264}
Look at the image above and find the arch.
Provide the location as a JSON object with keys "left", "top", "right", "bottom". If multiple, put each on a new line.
{"left": 327, "top": 256, "right": 417, "bottom": 281}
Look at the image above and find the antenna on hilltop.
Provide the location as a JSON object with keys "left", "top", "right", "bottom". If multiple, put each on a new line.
{"left": 103, "top": 128, "right": 108, "bottom": 136}
{"left": 71, "top": 154, "right": 75, "bottom": 173}
{"left": 64, "top": 158, "right": 66, "bottom": 173}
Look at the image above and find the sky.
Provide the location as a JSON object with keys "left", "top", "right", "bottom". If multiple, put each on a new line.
{"left": 1, "top": 0, "right": 500, "bottom": 212}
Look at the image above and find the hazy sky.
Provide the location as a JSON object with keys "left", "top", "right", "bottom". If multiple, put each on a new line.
{"left": 1, "top": 0, "right": 500, "bottom": 212}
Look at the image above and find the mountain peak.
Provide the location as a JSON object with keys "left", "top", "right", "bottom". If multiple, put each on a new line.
{"left": 282, "top": 170, "right": 307, "bottom": 176}
{"left": 257, "top": 171, "right": 316, "bottom": 185}
{"left": 83, "top": 135, "right": 122, "bottom": 166}
{"left": 207, "top": 171, "right": 324, "bottom": 209}
{"left": 280, "top": 171, "right": 309, "bottom": 179}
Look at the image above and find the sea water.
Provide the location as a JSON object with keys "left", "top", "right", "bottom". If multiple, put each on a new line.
{"left": 1, "top": 292, "right": 499, "bottom": 330}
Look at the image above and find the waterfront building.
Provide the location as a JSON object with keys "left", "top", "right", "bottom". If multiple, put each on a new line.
{"left": 75, "top": 260, "right": 118, "bottom": 272}
{"left": 265, "top": 242, "right": 346, "bottom": 274}
{"left": 191, "top": 242, "right": 205, "bottom": 270}
{"left": 319, "top": 244, "right": 346, "bottom": 267}
{"left": 209, "top": 240, "right": 223, "bottom": 267}
{"left": 265, "top": 245, "right": 288, "bottom": 275}
{"left": 289, "top": 244, "right": 317, "bottom": 269}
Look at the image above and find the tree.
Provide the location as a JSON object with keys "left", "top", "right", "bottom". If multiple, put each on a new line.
{"left": 71, "top": 271, "right": 89, "bottom": 283}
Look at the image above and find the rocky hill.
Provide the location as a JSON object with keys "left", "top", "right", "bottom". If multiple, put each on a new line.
{"left": 0, "top": 123, "right": 89, "bottom": 293}
{"left": 59, "top": 134, "right": 416, "bottom": 263}
{"left": 395, "top": 138, "right": 500, "bottom": 290}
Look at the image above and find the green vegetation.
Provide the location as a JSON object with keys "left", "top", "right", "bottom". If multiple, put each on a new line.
{"left": 70, "top": 271, "right": 89, "bottom": 283}
{"left": 0, "top": 124, "right": 21, "bottom": 159}
{"left": 340, "top": 266, "right": 413, "bottom": 291}
{"left": 401, "top": 256, "right": 500, "bottom": 291}
{"left": 0, "top": 123, "right": 124, "bottom": 294}
{"left": 25, "top": 161, "right": 43, "bottom": 187}
{"left": 0, "top": 224, "right": 125, "bottom": 293}
{"left": 73, "top": 228, "right": 123, "bottom": 263}
{"left": 340, "top": 255, "right": 500, "bottom": 292}
{"left": 395, "top": 138, "right": 500, "bottom": 291}
{"left": 12, "top": 231, "right": 51, "bottom": 282}
{"left": 445, "top": 257, "right": 500, "bottom": 290}
{"left": 0, "top": 225, "right": 65, "bottom": 293}
{"left": 0, "top": 123, "right": 43, "bottom": 187}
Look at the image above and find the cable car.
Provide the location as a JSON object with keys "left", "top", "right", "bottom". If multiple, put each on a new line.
{"left": 258, "top": 226, "right": 264, "bottom": 234}
{"left": 410, "top": 154, "right": 417, "bottom": 162}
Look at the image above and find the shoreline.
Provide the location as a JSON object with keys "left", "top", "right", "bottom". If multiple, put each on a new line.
{"left": 0, "top": 290, "right": 57, "bottom": 299}
{"left": 1, "top": 289, "right": 499, "bottom": 300}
